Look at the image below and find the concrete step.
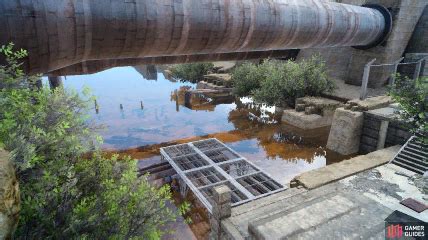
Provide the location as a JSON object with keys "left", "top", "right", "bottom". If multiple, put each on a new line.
{"left": 223, "top": 184, "right": 343, "bottom": 239}
{"left": 392, "top": 160, "right": 425, "bottom": 175}
{"left": 247, "top": 190, "right": 391, "bottom": 240}
{"left": 395, "top": 155, "right": 428, "bottom": 168}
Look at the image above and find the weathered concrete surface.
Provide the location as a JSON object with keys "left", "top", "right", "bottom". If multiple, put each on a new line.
{"left": 282, "top": 97, "right": 343, "bottom": 129}
{"left": 298, "top": 0, "right": 427, "bottom": 88}
{"left": 0, "top": 149, "right": 19, "bottom": 240}
{"left": 326, "top": 108, "right": 364, "bottom": 155}
{"left": 406, "top": 5, "right": 428, "bottom": 53}
{"left": 282, "top": 111, "right": 331, "bottom": 130}
{"left": 222, "top": 162, "right": 427, "bottom": 239}
{"left": 290, "top": 145, "right": 401, "bottom": 190}
{"left": 1, "top": 0, "right": 388, "bottom": 74}
{"left": 341, "top": 164, "right": 428, "bottom": 222}
{"left": 360, "top": 106, "right": 412, "bottom": 154}
{"left": 346, "top": 95, "right": 394, "bottom": 112}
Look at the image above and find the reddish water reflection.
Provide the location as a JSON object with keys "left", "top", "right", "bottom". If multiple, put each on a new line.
{"left": 58, "top": 66, "right": 350, "bottom": 240}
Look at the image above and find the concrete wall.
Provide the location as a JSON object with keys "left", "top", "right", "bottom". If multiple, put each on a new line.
{"left": 298, "top": 0, "right": 427, "bottom": 88}
{"left": 359, "top": 112, "right": 412, "bottom": 154}
{"left": 405, "top": 5, "right": 428, "bottom": 53}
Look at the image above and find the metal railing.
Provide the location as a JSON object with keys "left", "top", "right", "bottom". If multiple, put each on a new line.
{"left": 360, "top": 57, "right": 426, "bottom": 100}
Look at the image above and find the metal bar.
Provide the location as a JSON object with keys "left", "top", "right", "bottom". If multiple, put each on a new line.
{"left": 188, "top": 143, "right": 255, "bottom": 200}
{"left": 212, "top": 138, "right": 283, "bottom": 182}
{"left": 414, "top": 59, "right": 423, "bottom": 80}
{"left": 160, "top": 148, "right": 214, "bottom": 212}
{"left": 389, "top": 57, "right": 404, "bottom": 85}
{"left": 389, "top": 136, "right": 415, "bottom": 164}
{"left": 360, "top": 58, "right": 376, "bottom": 100}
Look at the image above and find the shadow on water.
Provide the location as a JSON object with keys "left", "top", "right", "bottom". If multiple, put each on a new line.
{"left": 53, "top": 66, "right": 351, "bottom": 240}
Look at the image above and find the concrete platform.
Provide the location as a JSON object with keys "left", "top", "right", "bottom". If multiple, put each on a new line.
{"left": 221, "top": 163, "right": 427, "bottom": 239}
{"left": 291, "top": 145, "right": 401, "bottom": 189}
{"left": 281, "top": 110, "right": 329, "bottom": 130}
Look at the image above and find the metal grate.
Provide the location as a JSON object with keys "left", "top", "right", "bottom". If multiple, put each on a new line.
{"left": 160, "top": 138, "right": 285, "bottom": 213}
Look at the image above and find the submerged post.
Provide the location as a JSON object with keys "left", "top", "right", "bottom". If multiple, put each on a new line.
{"left": 210, "top": 185, "right": 232, "bottom": 240}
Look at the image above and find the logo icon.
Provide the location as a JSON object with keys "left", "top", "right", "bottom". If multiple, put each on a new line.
{"left": 387, "top": 224, "right": 403, "bottom": 239}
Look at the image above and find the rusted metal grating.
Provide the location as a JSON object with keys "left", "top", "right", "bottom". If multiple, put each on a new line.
{"left": 160, "top": 138, "right": 285, "bottom": 213}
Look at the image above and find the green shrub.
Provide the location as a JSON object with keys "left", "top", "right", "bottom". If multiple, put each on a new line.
{"left": 171, "top": 63, "right": 214, "bottom": 82}
{"left": 388, "top": 75, "right": 427, "bottom": 142}
{"left": 0, "top": 43, "right": 181, "bottom": 239}
{"left": 231, "top": 61, "right": 274, "bottom": 97}
{"left": 231, "top": 55, "right": 335, "bottom": 106}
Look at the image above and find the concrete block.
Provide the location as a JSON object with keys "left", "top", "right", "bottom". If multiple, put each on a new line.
{"left": 295, "top": 104, "right": 306, "bottom": 112}
{"left": 305, "top": 106, "right": 317, "bottom": 115}
{"left": 212, "top": 185, "right": 231, "bottom": 204}
{"left": 327, "top": 108, "right": 364, "bottom": 155}
{"left": 282, "top": 110, "right": 333, "bottom": 130}
{"left": 212, "top": 204, "right": 232, "bottom": 219}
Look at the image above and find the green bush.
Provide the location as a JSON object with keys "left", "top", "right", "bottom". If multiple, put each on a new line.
{"left": 231, "top": 55, "right": 335, "bottom": 106}
{"left": 171, "top": 63, "right": 214, "bottom": 82}
{"left": 388, "top": 74, "right": 427, "bottom": 142}
{"left": 0, "top": 43, "right": 181, "bottom": 239}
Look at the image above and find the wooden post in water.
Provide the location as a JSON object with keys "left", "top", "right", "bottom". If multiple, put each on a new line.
{"left": 94, "top": 100, "right": 99, "bottom": 114}
{"left": 140, "top": 101, "right": 144, "bottom": 110}
{"left": 120, "top": 104, "right": 123, "bottom": 110}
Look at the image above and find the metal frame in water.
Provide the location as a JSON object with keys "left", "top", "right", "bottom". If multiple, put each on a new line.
{"left": 160, "top": 138, "right": 286, "bottom": 213}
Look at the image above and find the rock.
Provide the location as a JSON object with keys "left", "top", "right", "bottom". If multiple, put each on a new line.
{"left": 0, "top": 149, "right": 20, "bottom": 240}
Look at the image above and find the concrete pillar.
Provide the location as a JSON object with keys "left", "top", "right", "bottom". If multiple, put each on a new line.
{"left": 48, "top": 76, "right": 63, "bottom": 89}
{"left": 210, "top": 185, "right": 232, "bottom": 240}
{"left": 327, "top": 108, "right": 364, "bottom": 155}
{"left": 298, "top": 0, "right": 427, "bottom": 88}
{"left": 376, "top": 120, "right": 389, "bottom": 150}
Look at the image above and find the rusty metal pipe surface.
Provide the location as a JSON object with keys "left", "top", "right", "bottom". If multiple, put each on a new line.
{"left": 47, "top": 50, "right": 299, "bottom": 76}
{"left": 0, "top": 0, "right": 387, "bottom": 74}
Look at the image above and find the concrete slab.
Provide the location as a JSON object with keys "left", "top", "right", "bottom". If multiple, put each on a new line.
{"left": 341, "top": 164, "right": 428, "bottom": 222}
{"left": 281, "top": 110, "right": 331, "bottom": 130}
{"left": 221, "top": 162, "right": 427, "bottom": 239}
{"left": 290, "top": 145, "right": 401, "bottom": 189}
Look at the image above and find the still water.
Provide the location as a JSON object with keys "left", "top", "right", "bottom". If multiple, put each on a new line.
{"left": 58, "top": 66, "right": 348, "bottom": 239}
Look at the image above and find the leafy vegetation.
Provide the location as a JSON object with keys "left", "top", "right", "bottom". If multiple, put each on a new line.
{"left": 388, "top": 75, "right": 427, "bottom": 142}
{"left": 231, "top": 55, "right": 335, "bottom": 106}
{"left": 171, "top": 63, "right": 214, "bottom": 82}
{"left": 0, "top": 43, "right": 182, "bottom": 239}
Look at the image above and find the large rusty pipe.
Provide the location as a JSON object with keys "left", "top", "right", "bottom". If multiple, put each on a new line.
{"left": 0, "top": 0, "right": 391, "bottom": 74}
